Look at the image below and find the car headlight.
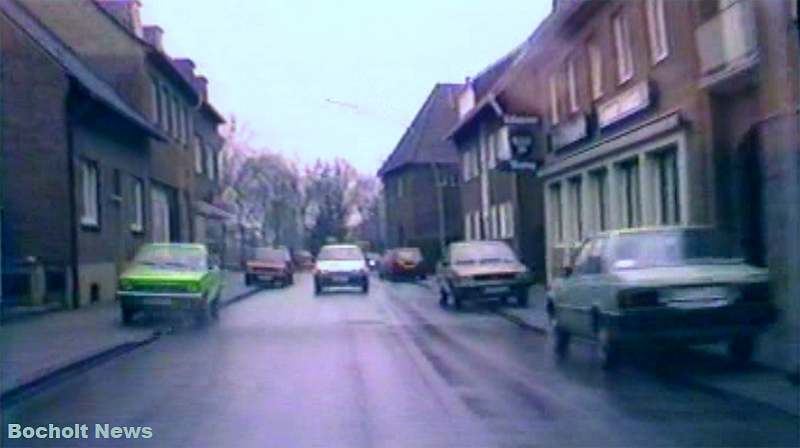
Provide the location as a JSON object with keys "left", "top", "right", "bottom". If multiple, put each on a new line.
{"left": 119, "top": 279, "right": 133, "bottom": 291}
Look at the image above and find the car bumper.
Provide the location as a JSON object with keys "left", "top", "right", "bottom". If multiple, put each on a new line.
{"left": 453, "top": 279, "right": 533, "bottom": 301}
{"left": 316, "top": 273, "right": 368, "bottom": 287}
{"left": 388, "top": 266, "right": 425, "bottom": 277}
{"left": 603, "top": 303, "right": 777, "bottom": 345}
{"left": 117, "top": 291, "right": 207, "bottom": 311}
{"left": 246, "top": 272, "right": 289, "bottom": 283}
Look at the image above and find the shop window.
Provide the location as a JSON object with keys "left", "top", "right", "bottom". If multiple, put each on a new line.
{"left": 568, "top": 176, "right": 583, "bottom": 241}
{"left": 549, "top": 183, "right": 564, "bottom": 242}
{"left": 652, "top": 148, "right": 681, "bottom": 225}
{"left": 589, "top": 168, "right": 609, "bottom": 232}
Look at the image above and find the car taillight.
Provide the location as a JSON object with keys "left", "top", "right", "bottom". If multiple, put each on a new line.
{"left": 618, "top": 289, "right": 660, "bottom": 308}
{"left": 740, "top": 282, "right": 770, "bottom": 302}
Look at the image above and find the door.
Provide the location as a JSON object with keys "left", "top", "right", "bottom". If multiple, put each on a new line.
{"left": 557, "top": 239, "right": 595, "bottom": 335}
{"left": 151, "top": 185, "right": 171, "bottom": 242}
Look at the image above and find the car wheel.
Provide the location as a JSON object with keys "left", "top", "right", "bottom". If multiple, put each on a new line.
{"left": 210, "top": 298, "right": 220, "bottom": 320}
{"left": 314, "top": 279, "right": 322, "bottom": 295}
{"left": 121, "top": 308, "right": 135, "bottom": 325}
{"left": 517, "top": 290, "right": 529, "bottom": 308}
{"left": 728, "top": 335, "right": 755, "bottom": 365}
{"left": 597, "top": 327, "right": 619, "bottom": 370}
{"left": 289, "top": 274, "right": 295, "bottom": 285}
{"left": 362, "top": 279, "right": 370, "bottom": 294}
{"left": 548, "top": 308, "right": 570, "bottom": 358}
{"left": 453, "top": 292, "right": 463, "bottom": 310}
{"left": 244, "top": 274, "right": 252, "bottom": 287}
{"left": 439, "top": 287, "right": 449, "bottom": 308}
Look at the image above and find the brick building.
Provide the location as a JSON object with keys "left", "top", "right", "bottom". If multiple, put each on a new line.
{"left": 1, "top": 0, "right": 164, "bottom": 307}
{"left": 492, "top": 0, "right": 798, "bottom": 371}
{"left": 378, "top": 84, "right": 463, "bottom": 269}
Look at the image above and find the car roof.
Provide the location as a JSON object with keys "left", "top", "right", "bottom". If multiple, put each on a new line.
{"left": 144, "top": 243, "right": 206, "bottom": 251}
{"left": 595, "top": 225, "right": 715, "bottom": 239}
{"left": 320, "top": 244, "right": 361, "bottom": 249}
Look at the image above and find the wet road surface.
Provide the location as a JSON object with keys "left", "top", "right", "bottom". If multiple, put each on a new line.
{"left": 3, "top": 273, "right": 798, "bottom": 447}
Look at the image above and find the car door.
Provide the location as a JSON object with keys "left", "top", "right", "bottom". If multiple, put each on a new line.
{"left": 557, "top": 239, "right": 595, "bottom": 335}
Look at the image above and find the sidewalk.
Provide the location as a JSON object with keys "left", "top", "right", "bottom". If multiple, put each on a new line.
{"left": 1, "top": 270, "right": 256, "bottom": 398}
{"left": 497, "top": 285, "right": 799, "bottom": 417}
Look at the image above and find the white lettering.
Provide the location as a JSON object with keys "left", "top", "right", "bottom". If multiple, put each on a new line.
{"left": 8, "top": 424, "right": 21, "bottom": 438}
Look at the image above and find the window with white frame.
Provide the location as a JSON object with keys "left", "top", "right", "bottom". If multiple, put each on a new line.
{"left": 646, "top": 0, "right": 669, "bottom": 64}
{"left": 472, "top": 211, "right": 481, "bottom": 240}
{"left": 487, "top": 132, "right": 498, "bottom": 169}
{"left": 80, "top": 160, "right": 99, "bottom": 227}
{"left": 503, "top": 202, "right": 515, "bottom": 238}
{"left": 206, "top": 146, "right": 216, "bottom": 180}
{"left": 567, "top": 58, "right": 579, "bottom": 113}
{"left": 588, "top": 39, "right": 603, "bottom": 100}
{"left": 549, "top": 183, "right": 563, "bottom": 242}
{"left": 461, "top": 151, "right": 470, "bottom": 181}
{"left": 131, "top": 177, "right": 144, "bottom": 232}
{"left": 194, "top": 137, "right": 204, "bottom": 174}
{"left": 612, "top": 10, "right": 634, "bottom": 84}
{"left": 652, "top": 148, "right": 681, "bottom": 225}
{"left": 549, "top": 75, "right": 560, "bottom": 125}
{"left": 617, "top": 158, "right": 641, "bottom": 228}
{"left": 589, "top": 168, "right": 609, "bottom": 232}
{"left": 464, "top": 213, "right": 472, "bottom": 240}
{"left": 568, "top": 176, "right": 583, "bottom": 241}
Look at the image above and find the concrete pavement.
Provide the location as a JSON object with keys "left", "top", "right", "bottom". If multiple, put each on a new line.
{"left": 3, "top": 274, "right": 798, "bottom": 447}
{"left": 1, "top": 270, "right": 257, "bottom": 399}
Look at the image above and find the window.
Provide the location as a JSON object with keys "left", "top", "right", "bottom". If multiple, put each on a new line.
{"left": 501, "top": 202, "right": 514, "bottom": 239}
{"left": 549, "top": 75, "right": 560, "bottom": 125}
{"left": 112, "top": 169, "right": 122, "bottom": 199}
{"left": 568, "top": 176, "right": 583, "bottom": 241}
{"left": 464, "top": 213, "right": 472, "bottom": 240}
{"left": 185, "top": 109, "right": 193, "bottom": 142}
{"left": 396, "top": 176, "right": 404, "bottom": 198}
{"left": 567, "top": 58, "right": 579, "bottom": 113}
{"left": 461, "top": 151, "right": 470, "bottom": 181}
{"left": 472, "top": 211, "right": 481, "bottom": 240}
{"left": 151, "top": 79, "right": 161, "bottom": 123}
{"left": 646, "top": 0, "right": 669, "bottom": 64}
{"left": 487, "top": 132, "right": 498, "bottom": 169}
{"left": 492, "top": 205, "right": 500, "bottom": 239}
{"left": 171, "top": 95, "right": 179, "bottom": 138}
{"left": 653, "top": 148, "right": 681, "bottom": 225}
{"left": 612, "top": 10, "right": 634, "bottom": 84}
{"left": 80, "top": 160, "right": 99, "bottom": 227}
{"left": 590, "top": 168, "right": 609, "bottom": 232}
{"left": 588, "top": 40, "right": 603, "bottom": 100}
{"left": 194, "top": 137, "right": 204, "bottom": 174}
{"left": 162, "top": 85, "right": 172, "bottom": 133}
{"left": 131, "top": 178, "right": 144, "bottom": 233}
{"left": 549, "top": 183, "right": 563, "bottom": 242}
{"left": 617, "top": 158, "right": 641, "bottom": 228}
{"left": 206, "top": 146, "right": 216, "bottom": 180}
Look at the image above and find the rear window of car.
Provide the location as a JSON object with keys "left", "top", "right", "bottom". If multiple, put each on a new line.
{"left": 450, "top": 241, "right": 518, "bottom": 265}
{"left": 134, "top": 245, "right": 207, "bottom": 270}
{"left": 318, "top": 246, "right": 364, "bottom": 261}
{"left": 396, "top": 248, "right": 422, "bottom": 262}
{"left": 611, "top": 229, "right": 744, "bottom": 270}
{"left": 254, "top": 248, "right": 287, "bottom": 262}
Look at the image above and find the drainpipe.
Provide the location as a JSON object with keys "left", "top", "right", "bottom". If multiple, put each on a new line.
{"left": 65, "top": 96, "right": 81, "bottom": 309}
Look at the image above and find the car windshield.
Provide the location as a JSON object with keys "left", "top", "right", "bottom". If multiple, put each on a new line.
{"left": 134, "top": 245, "right": 206, "bottom": 271}
{"left": 317, "top": 246, "right": 364, "bottom": 261}
{"left": 450, "top": 241, "right": 518, "bottom": 265}
{"left": 254, "top": 248, "right": 287, "bottom": 262}
{"left": 396, "top": 248, "right": 422, "bottom": 262}
{"left": 612, "top": 229, "right": 744, "bottom": 270}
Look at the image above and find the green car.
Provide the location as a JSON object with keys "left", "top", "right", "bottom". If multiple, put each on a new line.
{"left": 117, "top": 243, "right": 224, "bottom": 325}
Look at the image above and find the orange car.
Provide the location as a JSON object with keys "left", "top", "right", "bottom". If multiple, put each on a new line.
{"left": 245, "top": 247, "right": 294, "bottom": 287}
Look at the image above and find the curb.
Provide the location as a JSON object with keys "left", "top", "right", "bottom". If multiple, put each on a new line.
{"left": 494, "top": 309, "right": 548, "bottom": 335}
{"left": 1, "top": 331, "right": 159, "bottom": 408}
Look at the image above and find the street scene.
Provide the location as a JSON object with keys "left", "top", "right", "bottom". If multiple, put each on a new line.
{"left": 2, "top": 0, "right": 799, "bottom": 447}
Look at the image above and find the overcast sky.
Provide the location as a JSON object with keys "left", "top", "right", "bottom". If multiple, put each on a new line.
{"left": 140, "top": 1, "right": 550, "bottom": 175}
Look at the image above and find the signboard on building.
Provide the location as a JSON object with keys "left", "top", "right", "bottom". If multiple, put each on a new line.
{"left": 551, "top": 114, "right": 588, "bottom": 150}
{"left": 597, "top": 81, "right": 651, "bottom": 129}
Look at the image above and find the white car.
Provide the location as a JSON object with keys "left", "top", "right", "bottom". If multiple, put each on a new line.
{"left": 313, "top": 244, "right": 369, "bottom": 294}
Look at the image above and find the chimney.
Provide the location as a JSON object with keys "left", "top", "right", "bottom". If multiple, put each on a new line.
{"left": 97, "top": 0, "right": 143, "bottom": 38}
{"left": 143, "top": 25, "right": 164, "bottom": 52}
{"left": 173, "top": 58, "right": 196, "bottom": 80}
{"left": 193, "top": 76, "right": 208, "bottom": 102}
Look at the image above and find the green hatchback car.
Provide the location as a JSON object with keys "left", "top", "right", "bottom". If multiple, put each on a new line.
{"left": 117, "top": 243, "right": 224, "bottom": 325}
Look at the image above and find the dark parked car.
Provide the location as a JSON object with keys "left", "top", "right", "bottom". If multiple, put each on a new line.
{"left": 546, "top": 227, "right": 777, "bottom": 369}
{"left": 313, "top": 244, "right": 369, "bottom": 294}
{"left": 245, "top": 247, "right": 294, "bottom": 287}
{"left": 293, "top": 250, "right": 315, "bottom": 271}
{"left": 436, "top": 240, "right": 533, "bottom": 309}
{"left": 380, "top": 247, "right": 426, "bottom": 280}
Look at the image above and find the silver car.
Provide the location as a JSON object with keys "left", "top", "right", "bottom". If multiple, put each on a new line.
{"left": 546, "top": 227, "right": 776, "bottom": 369}
{"left": 313, "top": 244, "right": 369, "bottom": 294}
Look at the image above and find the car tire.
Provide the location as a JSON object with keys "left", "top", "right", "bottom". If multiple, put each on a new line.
{"left": 453, "top": 293, "right": 463, "bottom": 310}
{"left": 121, "top": 308, "right": 135, "bottom": 325}
{"left": 362, "top": 279, "right": 369, "bottom": 294}
{"left": 314, "top": 279, "right": 322, "bottom": 295}
{"left": 244, "top": 274, "right": 252, "bottom": 287}
{"left": 597, "top": 327, "right": 619, "bottom": 370}
{"left": 289, "top": 274, "right": 295, "bottom": 285}
{"left": 548, "top": 309, "right": 570, "bottom": 358}
{"left": 517, "top": 290, "right": 529, "bottom": 308}
{"left": 439, "top": 287, "right": 449, "bottom": 308}
{"left": 210, "top": 298, "right": 220, "bottom": 320}
{"left": 728, "top": 335, "right": 755, "bottom": 365}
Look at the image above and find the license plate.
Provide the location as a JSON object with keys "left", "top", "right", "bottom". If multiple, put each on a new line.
{"left": 332, "top": 275, "right": 349, "bottom": 283}
{"left": 484, "top": 286, "right": 510, "bottom": 294}
{"left": 258, "top": 274, "right": 274, "bottom": 281}
{"left": 668, "top": 298, "right": 729, "bottom": 309}
{"left": 142, "top": 297, "right": 172, "bottom": 306}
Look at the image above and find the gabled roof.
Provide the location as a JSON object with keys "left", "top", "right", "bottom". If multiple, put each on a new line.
{"left": 1, "top": 0, "right": 165, "bottom": 140}
{"left": 377, "top": 83, "right": 462, "bottom": 178}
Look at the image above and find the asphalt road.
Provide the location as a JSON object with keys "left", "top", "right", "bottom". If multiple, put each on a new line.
{"left": 3, "top": 273, "right": 798, "bottom": 448}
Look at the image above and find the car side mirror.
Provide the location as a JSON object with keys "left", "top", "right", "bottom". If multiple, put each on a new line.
{"left": 561, "top": 265, "right": 573, "bottom": 277}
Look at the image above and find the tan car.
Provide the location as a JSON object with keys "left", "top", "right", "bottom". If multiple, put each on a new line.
{"left": 546, "top": 226, "right": 777, "bottom": 369}
{"left": 436, "top": 240, "right": 533, "bottom": 309}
